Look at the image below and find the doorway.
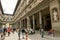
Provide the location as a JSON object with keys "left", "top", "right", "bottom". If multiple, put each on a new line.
{"left": 41, "top": 7, "right": 52, "bottom": 31}
{"left": 42, "top": 14, "right": 52, "bottom": 31}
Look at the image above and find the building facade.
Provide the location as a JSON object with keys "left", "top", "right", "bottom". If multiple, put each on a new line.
{"left": 12, "top": 0, "right": 60, "bottom": 33}
{"left": 0, "top": 0, "right": 60, "bottom": 35}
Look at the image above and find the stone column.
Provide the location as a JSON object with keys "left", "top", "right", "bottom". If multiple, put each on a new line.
{"left": 39, "top": 12, "right": 42, "bottom": 34}
{"left": 27, "top": 16, "right": 31, "bottom": 28}
{"left": 10, "top": 24, "right": 12, "bottom": 28}
{"left": 39, "top": 12, "right": 42, "bottom": 29}
{"left": 32, "top": 15, "right": 35, "bottom": 30}
{"left": 21, "top": 20, "right": 23, "bottom": 28}
{"left": 0, "top": 23, "right": 2, "bottom": 28}
{"left": 20, "top": 20, "right": 21, "bottom": 28}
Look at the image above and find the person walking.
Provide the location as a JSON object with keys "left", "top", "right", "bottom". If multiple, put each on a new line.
{"left": 18, "top": 28, "right": 21, "bottom": 40}
{"left": 41, "top": 28, "right": 44, "bottom": 38}
{"left": 3, "top": 27, "right": 7, "bottom": 36}
{"left": 0, "top": 28, "right": 4, "bottom": 40}
{"left": 7, "top": 27, "right": 11, "bottom": 36}
{"left": 22, "top": 28, "right": 25, "bottom": 39}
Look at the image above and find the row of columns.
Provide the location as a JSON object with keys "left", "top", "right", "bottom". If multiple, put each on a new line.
{"left": 19, "top": 12, "right": 42, "bottom": 30}
{"left": 13, "top": 0, "right": 60, "bottom": 34}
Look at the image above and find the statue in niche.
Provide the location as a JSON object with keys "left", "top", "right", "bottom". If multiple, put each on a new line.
{"left": 52, "top": 8, "right": 59, "bottom": 21}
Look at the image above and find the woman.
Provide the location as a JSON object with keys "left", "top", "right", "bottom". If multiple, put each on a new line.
{"left": 7, "top": 27, "right": 11, "bottom": 36}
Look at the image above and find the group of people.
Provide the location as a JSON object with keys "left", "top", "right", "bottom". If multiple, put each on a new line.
{"left": 39, "top": 28, "right": 55, "bottom": 38}
{"left": 17, "top": 27, "right": 35, "bottom": 40}
{"left": 0, "top": 27, "right": 11, "bottom": 36}
{"left": 28, "top": 28, "right": 35, "bottom": 34}
{"left": 0, "top": 26, "right": 55, "bottom": 40}
{"left": 0, "top": 27, "right": 28, "bottom": 40}
{"left": 0, "top": 27, "right": 35, "bottom": 40}
{"left": 0, "top": 27, "right": 11, "bottom": 40}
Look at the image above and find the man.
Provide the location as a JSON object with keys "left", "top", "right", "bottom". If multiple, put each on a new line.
{"left": 7, "top": 27, "right": 11, "bottom": 36}
{"left": 41, "top": 28, "right": 44, "bottom": 38}
{"left": 22, "top": 28, "right": 25, "bottom": 39}
{"left": 3, "top": 27, "right": 7, "bottom": 36}
{"left": 0, "top": 27, "right": 4, "bottom": 40}
{"left": 18, "top": 28, "right": 21, "bottom": 40}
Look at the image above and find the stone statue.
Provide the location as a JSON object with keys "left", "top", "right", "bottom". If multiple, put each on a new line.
{"left": 53, "top": 8, "right": 58, "bottom": 21}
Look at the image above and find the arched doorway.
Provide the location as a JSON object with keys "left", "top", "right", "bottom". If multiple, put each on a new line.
{"left": 41, "top": 7, "right": 52, "bottom": 31}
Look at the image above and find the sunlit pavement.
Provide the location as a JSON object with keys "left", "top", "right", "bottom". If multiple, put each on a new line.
{"left": 1, "top": 32, "right": 60, "bottom": 40}
{"left": 4, "top": 32, "right": 31, "bottom": 40}
{"left": 28, "top": 33, "right": 60, "bottom": 40}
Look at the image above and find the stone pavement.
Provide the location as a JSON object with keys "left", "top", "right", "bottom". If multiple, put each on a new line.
{"left": 4, "top": 32, "right": 30, "bottom": 40}
{"left": 28, "top": 33, "right": 60, "bottom": 40}
{"left": 0, "top": 31, "right": 60, "bottom": 40}
{"left": 4, "top": 32, "right": 31, "bottom": 40}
